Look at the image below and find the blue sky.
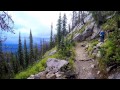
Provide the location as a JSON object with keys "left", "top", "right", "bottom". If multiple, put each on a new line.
{"left": 1, "top": 11, "right": 72, "bottom": 44}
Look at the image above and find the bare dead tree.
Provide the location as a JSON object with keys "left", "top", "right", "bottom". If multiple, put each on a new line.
{"left": 0, "top": 11, "right": 14, "bottom": 42}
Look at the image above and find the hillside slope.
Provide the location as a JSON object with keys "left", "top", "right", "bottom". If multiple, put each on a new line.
{"left": 15, "top": 12, "right": 120, "bottom": 79}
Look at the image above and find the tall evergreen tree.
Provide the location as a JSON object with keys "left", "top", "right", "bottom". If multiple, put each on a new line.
{"left": 81, "top": 11, "right": 85, "bottom": 25}
{"left": 34, "top": 43, "right": 39, "bottom": 61}
{"left": 68, "top": 24, "right": 71, "bottom": 33}
{"left": 50, "top": 23, "right": 53, "bottom": 49}
{"left": 39, "top": 38, "right": 43, "bottom": 59}
{"left": 0, "top": 39, "right": 3, "bottom": 63}
{"left": 72, "top": 11, "right": 75, "bottom": 29}
{"left": 0, "top": 39, "right": 5, "bottom": 79}
{"left": 42, "top": 38, "right": 45, "bottom": 55}
{"left": 62, "top": 13, "right": 67, "bottom": 37}
{"left": 10, "top": 53, "right": 16, "bottom": 74}
{"left": 78, "top": 11, "right": 81, "bottom": 24}
{"left": 56, "top": 13, "right": 62, "bottom": 50}
{"left": 29, "top": 30, "right": 34, "bottom": 63}
{"left": 18, "top": 32, "right": 24, "bottom": 68}
{"left": 24, "top": 38, "right": 29, "bottom": 67}
{"left": 74, "top": 11, "right": 78, "bottom": 26}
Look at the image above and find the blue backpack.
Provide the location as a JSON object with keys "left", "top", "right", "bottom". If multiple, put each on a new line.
{"left": 100, "top": 31, "right": 105, "bottom": 37}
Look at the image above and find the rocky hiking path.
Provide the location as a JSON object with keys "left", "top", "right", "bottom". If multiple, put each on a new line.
{"left": 74, "top": 42, "right": 99, "bottom": 79}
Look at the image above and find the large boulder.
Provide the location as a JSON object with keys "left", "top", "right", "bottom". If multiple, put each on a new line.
{"left": 73, "top": 33, "right": 83, "bottom": 42}
{"left": 91, "top": 24, "right": 101, "bottom": 40}
{"left": 27, "top": 71, "right": 47, "bottom": 79}
{"left": 46, "top": 58, "right": 68, "bottom": 73}
{"left": 69, "top": 23, "right": 84, "bottom": 35}
{"left": 55, "top": 72, "right": 64, "bottom": 78}
{"left": 46, "top": 72, "right": 56, "bottom": 79}
{"left": 80, "top": 22, "right": 94, "bottom": 41}
{"left": 84, "top": 13, "right": 94, "bottom": 23}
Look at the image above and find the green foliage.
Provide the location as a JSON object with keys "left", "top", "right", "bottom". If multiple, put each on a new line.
{"left": 87, "top": 39, "right": 99, "bottom": 55}
{"left": 62, "top": 13, "right": 67, "bottom": 37}
{"left": 50, "top": 24, "right": 53, "bottom": 49}
{"left": 24, "top": 38, "right": 29, "bottom": 68}
{"left": 100, "top": 38, "right": 120, "bottom": 65}
{"left": 98, "top": 58, "right": 108, "bottom": 79}
{"left": 68, "top": 58, "right": 74, "bottom": 70}
{"left": 56, "top": 13, "right": 62, "bottom": 51}
{"left": 14, "top": 57, "right": 47, "bottom": 79}
{"left": 90, "top": 11, "right": 108, "bottom": 25}
{"left": 98, "top": 14, "right": 120, "bottom": 67}
{"left": 14, "top": 52, "right": 59, "bottom": 79}
{"left": 90, "top": 40, "right": 99, "bottom": 47}
{"left": 34, "top": 43, "right": 39, "bottom": 61}
{"left": 29, "top": 30, "right": 34, "bottom": 63}
{"left": 101, "top": 16, "right": 117, "bottom": 31}
{"left": 18, "top": 32, "right": 24, "bottom": 68}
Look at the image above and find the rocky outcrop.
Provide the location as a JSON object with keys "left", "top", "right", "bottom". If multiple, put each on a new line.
{"left": 84, "top": 13, "right": 94, "bottom": 23}
{"left": 69, "top": 13, "right": 94, "bottom": 36}
{"left": 73, "top": 22, "right": 95, "bottom": 42}
{"left": 81, "top": 22, "right": 95, "bottom": 41}
{"left": 91, "top": 24, "right": 101, "bottom": 40}
{"left": 27, "top": 58, "right": 72, "bottom": 79}
{"left": 73, "top": 33, "right": 82, "bottom": 42}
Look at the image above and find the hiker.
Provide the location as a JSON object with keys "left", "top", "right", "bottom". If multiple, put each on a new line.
{"left": 99, "top": 30, "right": 105, "bottom": 42}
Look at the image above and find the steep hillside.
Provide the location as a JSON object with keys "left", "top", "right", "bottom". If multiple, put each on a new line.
{"left": 15, "top": 12, "right": 120, "bottom": 79}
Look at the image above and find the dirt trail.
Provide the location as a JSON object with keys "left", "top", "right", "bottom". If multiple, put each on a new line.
{"left": 74, "top": 42, "right": 99, "bottom": 79}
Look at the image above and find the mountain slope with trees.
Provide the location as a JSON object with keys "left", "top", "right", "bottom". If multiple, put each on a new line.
{"left": 0, "top": 11, "right": 120, "bottom": 79}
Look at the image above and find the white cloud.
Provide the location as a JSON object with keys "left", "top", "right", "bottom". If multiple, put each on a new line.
{"left": 4, "top": 11, "right": 72, "bottom": 44}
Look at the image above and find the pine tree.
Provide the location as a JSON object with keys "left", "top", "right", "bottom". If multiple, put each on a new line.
{"left": 29, "top": 30, "right": 34, "bottom": 64}
{"left": 18, "top": 32, "right": 24, "bottom": 69}
{"left": 50, "top": 23, "right": 53, "bottom": 49}
{"left": 90, "top": 11, "right": 105, "bottom": 26}
{"left": 42, "top": 38, "right": 45, "bottom": 55}
{"left": 24, "top": 38, "right": 29, "bottom": 67}
{"left": 9, "top": 52, "right": 15, "bottom": 77}
{"left": 0, "top": 39, "right": 3, "bottom": 62}
{"left": 68, "top": 24, "right": 71, "bottom": 33}
{"left": 40, "top": 38, "right": 43, "bottom": 59}
{"left": 56, "top": 13, "right": 62, "bottom": 50}
{"left": 34, "top": 43, "right": 39, "bottom": 61}
{"left": 62, "top": 13, "right": 67, "bottom": 37}
{"left": 78, "top": 11, "right": 81, "bottom": 24}
{"left": 72, "top": 11, "right": 75, "bottom": 29}
{"left": 74, "top": 11, "right": 78, "bottom": 26}
{"left": 15, "top": 53, "right": 20, "bottom": 73}
{"left": 0, "top": 40, "right": 5, "bottom": 78}
{"left": 81, "top": 11, "right": 85, "bottom": 25}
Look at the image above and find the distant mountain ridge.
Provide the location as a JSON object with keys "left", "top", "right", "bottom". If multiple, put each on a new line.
{"left": 2, "top": 38, "right": 50, "bottom": 53}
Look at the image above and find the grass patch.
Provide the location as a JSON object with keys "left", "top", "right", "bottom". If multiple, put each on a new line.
{"left": 90, "top": 39, "right": 99, "bottom": 47}
{"left": 98, "top": 58, "right": 108, "bottom": 79}
{"left": 87, "top": 39, "right": 99, "bottom": 55}
{"left": 100, "top": 40, "right": 116, "bottom": 65}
